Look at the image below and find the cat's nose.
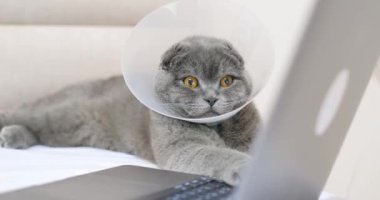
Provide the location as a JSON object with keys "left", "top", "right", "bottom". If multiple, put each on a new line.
{"left": 204, "top": 98, "right": 218, "bottom": 107}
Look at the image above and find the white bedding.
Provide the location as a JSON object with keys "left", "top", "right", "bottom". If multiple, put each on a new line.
{"left": 0, "top": 146, "right": 157, "bottom": 194}
{"left": 0, "top": 146, "right": 339, "bottom": 199}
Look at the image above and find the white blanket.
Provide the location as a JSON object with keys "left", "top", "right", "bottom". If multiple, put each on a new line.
{"left": 0, "top": 146, "right": 157, "bottom": 193}
{"left": 0, "top": 146, "right": 339, "bottom": 199}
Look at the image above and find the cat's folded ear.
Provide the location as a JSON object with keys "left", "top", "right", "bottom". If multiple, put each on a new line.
{"left": 223, "top": 41, "right": 245, "bottom": 68}
{"left": 161, "top": 43, "right": 188, "bottom": 71}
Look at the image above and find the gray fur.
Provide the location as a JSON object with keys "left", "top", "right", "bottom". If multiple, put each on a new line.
{"left": 0, "top": 36, "right": 260, "bottom": 185}
{"left": 156, "top": 36, "right": 253, "bottom": 118}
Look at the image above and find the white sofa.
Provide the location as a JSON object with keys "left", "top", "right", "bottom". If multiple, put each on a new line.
{"left": 1, "top": 1, "right": 379, "bottom": 199}
{"left": 0, "top": 25, "right": 131, "bottom": 110}
{"left": 0, "top": 0, "right": 173, "bottom": 110}
{"left": 0, "top": 0, "right": 174, "bottom": 26}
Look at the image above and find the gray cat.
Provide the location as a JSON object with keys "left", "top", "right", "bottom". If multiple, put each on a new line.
{"left": 0, "top": 36, "right": 260, "bottom": 185}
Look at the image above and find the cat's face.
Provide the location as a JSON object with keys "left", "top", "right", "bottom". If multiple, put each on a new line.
{"left": 155, "top": 36, "right": 252, "bottom": 118}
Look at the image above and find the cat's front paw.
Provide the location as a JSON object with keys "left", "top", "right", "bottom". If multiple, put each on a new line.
{"left": 219, "top": 155, "right": 250, "bottom": 185}
{"left": 0, "top": 125, "right": 37, "bottom": 149}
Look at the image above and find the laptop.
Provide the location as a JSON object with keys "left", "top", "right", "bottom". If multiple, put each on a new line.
{"left": 1, "top": 0, "right": 379, "bottom": 199}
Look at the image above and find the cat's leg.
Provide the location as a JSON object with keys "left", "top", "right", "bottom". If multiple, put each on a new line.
{"left": 28, "top": 104, "right": 118, "bottom": 151}
{"left": 0, "top": 125, "right": 38, "bottom": 149}
{"left": 0, "top": 103, "right": 117, "bottom": 151}
{"left": 150, "top": 113, "right": 250, "bottom": 185}
{"left": 163, "top": 144, "right": 249, "bottom": 185}
{"left": 0, "top": 111, "right": 37, "bottom": 149}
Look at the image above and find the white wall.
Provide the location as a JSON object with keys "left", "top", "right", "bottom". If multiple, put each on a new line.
{"left": 376, "top": 65, "right": 380, "bottom": 80}
{"left": 325, "top": 72, "right": 380, "bottom": 200}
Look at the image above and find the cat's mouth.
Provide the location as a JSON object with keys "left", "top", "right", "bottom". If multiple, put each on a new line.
{"left": 177, "top": 101, "right": 245, "bottom": 118}
{"left": 164, "top": 100, "right": 246, "bottom": 118}
{"left": 182, "top": 107, "right": 228, "bottom": 118}
{"left": 178, "top": 108, "right": 217, "bottom": 118}
{"left": 174, "top": 106, "right": 221, "bottom": 118}
{"left": 197, "top": 110, "right": 220, "bottom": 118}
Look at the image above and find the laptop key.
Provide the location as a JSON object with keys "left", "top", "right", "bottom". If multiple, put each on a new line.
{"left": 148, "top": 176, "right": 233, "bottom": 200}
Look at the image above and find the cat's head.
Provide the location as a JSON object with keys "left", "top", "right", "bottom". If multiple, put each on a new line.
{"left": 155, "top": 36, "right": 252, "bottom": 118}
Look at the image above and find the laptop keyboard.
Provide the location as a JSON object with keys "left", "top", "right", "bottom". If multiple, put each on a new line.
{"left": 152, "top": 176, "right": 234, "bottom": 200}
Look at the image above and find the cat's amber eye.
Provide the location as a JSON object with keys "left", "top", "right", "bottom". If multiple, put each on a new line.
{"left": 220, "top": 75, "right": 234, "bottom": 88}
{"left": 183, "top": 76, "right": 199, "bottom": 89}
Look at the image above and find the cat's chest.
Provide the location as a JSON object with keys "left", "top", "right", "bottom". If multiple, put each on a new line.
{"left": 205, "top": 122, "right": 251, "bottom": 152}
{"left": 205, "top": 123, "right": 240, "bottom": 141}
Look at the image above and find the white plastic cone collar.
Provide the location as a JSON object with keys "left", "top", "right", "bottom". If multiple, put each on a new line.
{"left": 122, "top": 0, "right": 274, "bottom": 123}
